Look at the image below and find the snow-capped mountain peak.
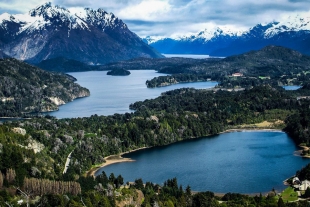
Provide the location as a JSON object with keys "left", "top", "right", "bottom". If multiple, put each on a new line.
{"left": 84, "top": 8, "right": 127, "bottom": 30}
{"left": 0, "top": 2, "right": 128, "bottom": 35}
{"left": 27, "top": 2, "right": 90, "bottom": 31}
{"left": 29, "top": 2, "right": 69, "bottom": 20}
{"left": 0, "top": 13, "right": 13, "bottom": 22}
{"left": 173, "top": 26, "right": 244, "bottom": 42}
{"left": 264, "top": 13, "right": 310, "bottom": 37}
{"left": 0, "top": 2, "right": 163, "bottom": 64}
{"left": 143, "top": 36, "right": 167, "bottom": 44}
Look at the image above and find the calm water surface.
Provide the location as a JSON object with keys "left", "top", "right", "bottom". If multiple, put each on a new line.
{"left": 163, "top": 54, "right": 210, "bottom": 59}
{"left": 283, "top": 85, "right": 301, "bottom": 90}
{"left": 49, "top": 70, "right": 217, "bottom": 118}
{"left": 47, "top": 70, "right": 309, "bottom": 193}
{"left": 96, "top": 131, "right": 310, "bottom": 193}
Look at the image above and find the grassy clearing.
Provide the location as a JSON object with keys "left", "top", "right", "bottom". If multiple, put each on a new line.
{"left": 259, "top": 76, "right": 270, "bottom": 79}
{"left": 238, "top": 120, "right": 284, "bottom": 129}
{"left": 281, "top": 187, "right": 298, "bottom": 202}
{"left": 85, "top": 133, "right": 97, "bottom": 138}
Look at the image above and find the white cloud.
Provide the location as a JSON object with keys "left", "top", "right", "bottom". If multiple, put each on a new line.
{"left": 0, "top": 0, "right": 310, "bottom": 37}
{"left": 0, "top": 0, "right": 47, "bottom": 14}
{"left": 118, "top": 0, "right": 172, "bottom": 21}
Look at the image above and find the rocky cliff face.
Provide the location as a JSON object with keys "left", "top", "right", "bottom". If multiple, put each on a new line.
{"left": 0, "top": 3, "right": 163, "bottom": 64}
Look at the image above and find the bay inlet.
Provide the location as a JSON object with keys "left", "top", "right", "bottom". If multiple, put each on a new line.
{"left": 95, "top": 131, "right": 310, "bottom": 194}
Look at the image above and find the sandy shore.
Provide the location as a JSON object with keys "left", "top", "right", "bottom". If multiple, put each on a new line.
{"left": 294, "top": 145, "right": 310, "bottom": 158}
{"left": 219, "top": 128, "right": 283, "bottom": 135}
{"left": 86, "top": 147, "right": 149, "bottom": 177}
{"left": 87, "top": 156, "right": 135, "bottom": 177}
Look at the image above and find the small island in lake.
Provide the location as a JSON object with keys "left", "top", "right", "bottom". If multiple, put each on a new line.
{"left": 107, "top": 68, "right": 131, "bottom": 76}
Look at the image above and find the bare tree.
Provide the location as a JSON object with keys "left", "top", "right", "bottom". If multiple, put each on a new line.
{"left": 6, "top": 168, "right": 16, "bottom": 184}
{"left": 23, "top": 178, "right": 81, "bottom": 196}
{"left": 0, "top": 172, "right": 3, "bottom": 189}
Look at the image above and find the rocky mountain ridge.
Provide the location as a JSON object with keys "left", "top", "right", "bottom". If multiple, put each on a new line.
{"left": 0, "top": 3, "right": 163, "bottom": 64}
{"left": 144, "top": 13, "right": 310, "bottom": 56}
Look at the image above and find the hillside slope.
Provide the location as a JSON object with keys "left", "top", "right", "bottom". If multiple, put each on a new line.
{"left": 0, "top": 58, "right": 90, "bottom": 117}
{"left": 0, "top": 3, "right": 163, "bottom": 64}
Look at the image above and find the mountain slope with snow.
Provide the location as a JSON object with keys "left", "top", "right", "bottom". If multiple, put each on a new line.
{"left": 0, "top": 3, "right": 163, "bottom": 64}
{"left": 145, "top": 13, "right": 310, "bottom": 56}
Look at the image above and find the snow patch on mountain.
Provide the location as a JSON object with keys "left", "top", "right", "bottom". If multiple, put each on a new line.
{"left": 146, "top": 12, "right": 310, "bottom": 45}
{"left": 0, "top": 2, "right": 125, "bottom": 36}
{"left": 0, "top": 13, "right": 12, "bottom": 22}
{"left": 265, "top": 13, "right": 310, "bottom": 37}
{"left": 145, "top": 26, "right": 247, "bottom": 43}
{"left": 144, "top": 35, "right": 167, "bottom": 44}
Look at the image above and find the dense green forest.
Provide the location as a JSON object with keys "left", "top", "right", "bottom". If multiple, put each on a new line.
{"left": 0, "top": 59, "right": 90, "bottom": 117}
{"left": 1, "top": 84, "right": 310, "bottom": 205}
{"left": 107, "top": 69, "right": 131, "bottom": 76}
{"left": 1, "top": 46, "right": 310, "bottom": 206}
{"left": 145, "top": 46, "right": 310, "bottom": 88}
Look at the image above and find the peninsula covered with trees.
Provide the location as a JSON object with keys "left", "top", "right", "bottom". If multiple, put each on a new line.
{"left": 1, "top": 46, "right": 310, "bottom": 206}
{"left": 145, "top": 46, "right": 310, "bottom": 89}
{"left": 1, "top": 83, "right": 310, "bottom": 205}
{"left": 0, "top": 59, "right": 90, "bottom": 117}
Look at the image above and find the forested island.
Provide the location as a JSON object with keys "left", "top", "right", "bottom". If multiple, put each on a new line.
{"left": 107, "top": 69, "right": 131, "bottom": 76}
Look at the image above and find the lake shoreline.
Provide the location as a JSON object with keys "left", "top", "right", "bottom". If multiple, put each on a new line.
{"left": 84, "top": 128, "right": 306, "bottom": 195}
{"left": 87, "top": 147, "right": 150, "bottom": 177}
{"left": 87, "top": 128, "right": 285, "bottom": 179}
{"left": 294, "top": 145, "right": 310, "bottom": 158}
{"left": 220, "top": 128, "right": 283, "bottom": 134}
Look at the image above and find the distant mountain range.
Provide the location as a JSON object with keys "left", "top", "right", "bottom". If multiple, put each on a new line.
{"left": 144, "top": 14, "right": 310, "bottom": 56}
{"left": 0, "top": 3, "right": 163, "bottom": 64}
{"left": 99, "top": 45, "right": 310, "bottom": 76}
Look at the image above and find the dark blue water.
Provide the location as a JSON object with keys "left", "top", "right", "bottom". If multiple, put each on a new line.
{"left": 48, "top": 70, "right": 217, "bottom": 118}
{"left": 96, "top": 131, "right": 309, "bottom": 193}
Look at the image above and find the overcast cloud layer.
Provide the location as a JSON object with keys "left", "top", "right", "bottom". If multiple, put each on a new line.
{"left": 1, "top": 0, "right": 310, "bottom": 37}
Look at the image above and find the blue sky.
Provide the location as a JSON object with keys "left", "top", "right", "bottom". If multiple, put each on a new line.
{"left": 0, "top": 0, "right": 310, "bottom": 37}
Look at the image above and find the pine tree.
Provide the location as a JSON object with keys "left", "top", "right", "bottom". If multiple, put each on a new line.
{"left": 277, "top": 197, "right": 285, "bottom": 207}
{"left": 304, "top": 187, "right": 310, "bottom": 198}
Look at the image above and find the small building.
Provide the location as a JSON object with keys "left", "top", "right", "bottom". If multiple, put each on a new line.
{"left": 232, "top": 73, "right": 243, "bottom": 77}
{"left": 297, "top": 96, "right": 310, "bottom": 100}
{"left": 299, "top": 180, "right": 310, "bottom": 191}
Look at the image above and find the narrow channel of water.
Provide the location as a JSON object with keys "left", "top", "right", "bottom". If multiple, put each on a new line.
{"left": 48, "top": 70, "right": 217, "bottom": 118}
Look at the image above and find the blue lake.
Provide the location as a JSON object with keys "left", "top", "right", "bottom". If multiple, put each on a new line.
{"left": 47, "top": 70, "right": 309, "bottom": 193}
{"left": 48, "top": 70, "right": 217, "bottom": 118}
{"left": 96, "top": 131, "right": 310, "bottom": 194}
